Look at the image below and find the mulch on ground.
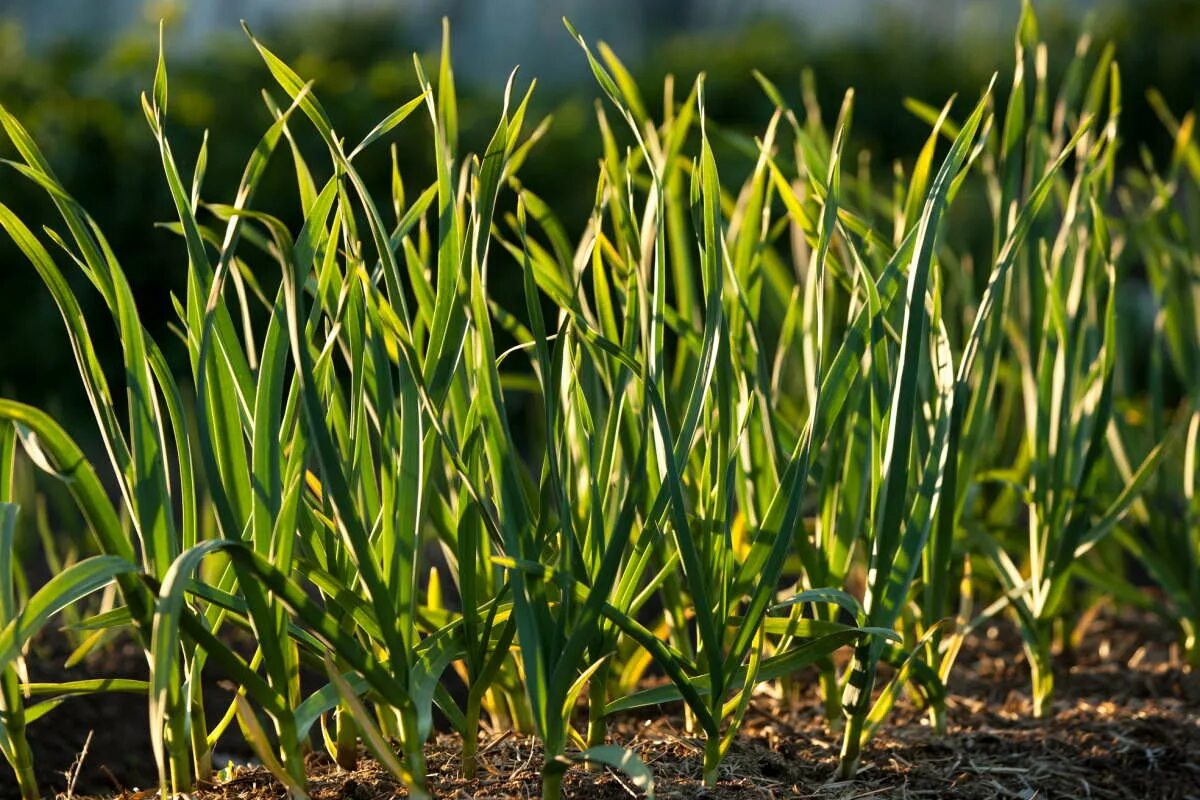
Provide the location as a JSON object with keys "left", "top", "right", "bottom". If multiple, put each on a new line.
{"left": 22, "top": 610, "right": 1200, "bottom": 799}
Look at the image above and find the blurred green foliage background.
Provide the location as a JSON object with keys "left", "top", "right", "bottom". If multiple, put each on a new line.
{"left": 1, "top": 0, "right": 1197, "bottom": 446}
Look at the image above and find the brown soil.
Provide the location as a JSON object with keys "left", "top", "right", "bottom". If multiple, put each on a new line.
{"left": 15, "top": 635, "right": 155, "bottom": 798}
{"left": 13, "top": 631, "right": 251, "bottom": 800}
{"left": 21, "top": 611, "right": 1200, "bottom": 800}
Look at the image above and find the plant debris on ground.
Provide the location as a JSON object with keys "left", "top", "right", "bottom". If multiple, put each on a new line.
{"left": 40, "top": 613, "right": 1200, "bottom": 800}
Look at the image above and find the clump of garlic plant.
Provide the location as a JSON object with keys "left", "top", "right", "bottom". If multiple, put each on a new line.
{"left": 0, "top": 3, "right": 1185, "bottom": 798}
{"left": 1096, "top": 91, "right": 1200, "bottom": 670}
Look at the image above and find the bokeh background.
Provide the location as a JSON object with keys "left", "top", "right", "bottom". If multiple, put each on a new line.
{"left": 0, "top": 0, "right": 1197, "bottom": 443}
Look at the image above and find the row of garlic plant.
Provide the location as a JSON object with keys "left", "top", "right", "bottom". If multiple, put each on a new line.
{"left": 0, "top": 5, "right": 1182, "bottom": 798}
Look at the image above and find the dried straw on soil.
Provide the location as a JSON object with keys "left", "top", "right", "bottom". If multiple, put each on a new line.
{"left": 162, "top": 614, "right": 1200, "bottom": 800}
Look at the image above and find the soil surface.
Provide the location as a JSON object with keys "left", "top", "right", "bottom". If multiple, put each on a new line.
{"left": 14, "top": 629, "right": 252, "bottom": 800}
{"left": 16, "top": 610, "right": 1200, "bottom": 799}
